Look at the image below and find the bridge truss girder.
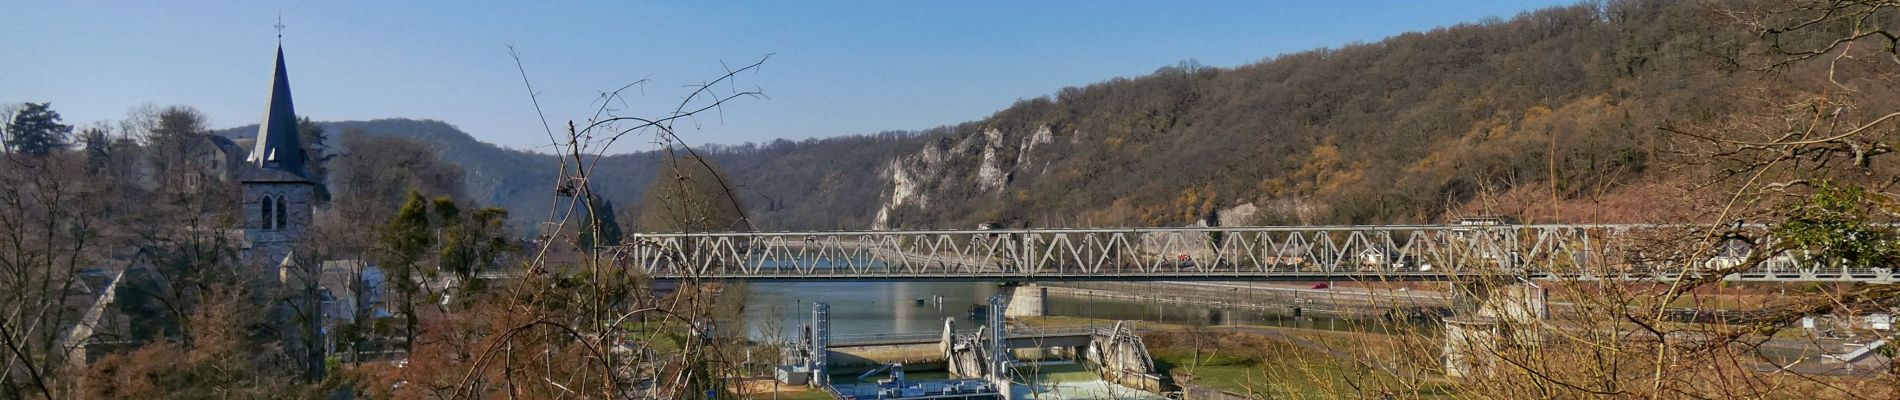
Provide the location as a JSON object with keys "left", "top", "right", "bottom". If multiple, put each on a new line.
{"left": 611, "top": 225, "right": 1895, "bottom": 283}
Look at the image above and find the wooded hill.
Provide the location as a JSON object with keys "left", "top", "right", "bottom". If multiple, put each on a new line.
{"left": 872, "top": 0, "right": 1756, "bottom": 229}
{"left": 219, "top": 119, "right": 938, "bottom": 231}
{"left": 232, "top": 0, "right": 1787, "bottom": 232}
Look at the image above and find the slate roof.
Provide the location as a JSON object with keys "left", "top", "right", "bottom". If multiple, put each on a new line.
{"left": 245, "top": 45, "right": 308, "bottom": 182}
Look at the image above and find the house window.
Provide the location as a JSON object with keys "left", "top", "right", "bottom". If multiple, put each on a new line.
{"left": 262, "top": 195, "right": 276, "bottom": 230}
{"left": 276, "top": 196, "right": 289, "bottom": 230}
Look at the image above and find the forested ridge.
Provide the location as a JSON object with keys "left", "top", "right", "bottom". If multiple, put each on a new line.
{"left": 216, "top": 119, "right": 939, "bottom": 231}
{"left": 230, "top": 0, "right": 1777, "bottom": 231}
{"left": 875, "top": 0, "right": 1758, "bottom": 228}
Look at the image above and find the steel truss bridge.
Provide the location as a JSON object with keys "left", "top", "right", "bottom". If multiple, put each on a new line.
{"left": 611, "top": 224, "right": 1896, "bottom": 283}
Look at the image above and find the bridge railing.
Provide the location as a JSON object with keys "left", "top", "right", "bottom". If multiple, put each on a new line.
{"left": 827, "top": 331, "right": 945, "bottom": 346}
{"left": 609, "top": 225, "right": 1894, "bottom": 282}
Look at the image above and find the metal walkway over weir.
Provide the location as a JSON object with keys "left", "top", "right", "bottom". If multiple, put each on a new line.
{"left": 609, "top": 224, "right": 1897, "bottom": 283}
{"left": 828, "top": 325, "right": 1106, "bottom": 348}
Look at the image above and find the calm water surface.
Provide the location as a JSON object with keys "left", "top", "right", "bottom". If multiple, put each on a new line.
{"left": 741, "top": 281, "right": 1401, "bottom": 339}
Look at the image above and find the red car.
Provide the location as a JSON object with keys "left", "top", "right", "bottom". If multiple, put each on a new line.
{"left": 1310, "top": 282, "right": 1330, "bottom": 289}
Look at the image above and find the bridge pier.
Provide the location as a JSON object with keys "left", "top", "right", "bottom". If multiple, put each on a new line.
{"left": 1003, "top": 283, "right": 1047, "bottom": 318}
{"left": 1443, "top": 279, "right": 1547, "bottom": 379}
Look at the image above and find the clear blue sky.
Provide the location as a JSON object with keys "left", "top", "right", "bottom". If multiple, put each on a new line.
{"left": 2, "top": 1, "right": 1576, "bottom": 152}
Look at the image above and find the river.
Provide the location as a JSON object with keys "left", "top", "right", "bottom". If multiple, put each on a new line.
{"left": 740, "top": 281, "right": 1390, "bottom": 340}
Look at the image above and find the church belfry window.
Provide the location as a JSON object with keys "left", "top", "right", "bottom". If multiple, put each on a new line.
{"left": 262, "top": 195, "right": 276, "bottom": 230}
{"left": 275, "top": 196, "right": 289, "bottom": 229}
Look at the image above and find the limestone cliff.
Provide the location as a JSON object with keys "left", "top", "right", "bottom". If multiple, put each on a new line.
{"left": 873, "top": 124, "right": 1057, "bottom": 229}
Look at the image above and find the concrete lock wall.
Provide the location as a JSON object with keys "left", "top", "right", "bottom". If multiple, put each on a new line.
{"left": 1442, "top": 317, "right": 1499, "bottom": 379}
{"left": 1005, "top": 284, "right": 1047, "bottom": 318}
{"left": 1103, "top": 371, "right": 1168, "bottom": 394}
{"left": 1476, "top": 282, "right": 1548, "bottom": 322}
{"left": 1444, "top": 281, "right": 1547, "bottom": 379}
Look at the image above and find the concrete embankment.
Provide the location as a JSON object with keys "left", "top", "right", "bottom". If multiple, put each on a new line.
{"left": 1041, "top": 281, "right": 1449, "bottom": 318}
{"left": 825, "top": 343, "right": 946, "bottom": 374}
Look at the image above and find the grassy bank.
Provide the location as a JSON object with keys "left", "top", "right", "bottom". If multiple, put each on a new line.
{"left": 1145, "top": 330, "right": 1452, "bottom": 399}
{"left": 1015, "top": 315, "right": 1454, "bottom": 397}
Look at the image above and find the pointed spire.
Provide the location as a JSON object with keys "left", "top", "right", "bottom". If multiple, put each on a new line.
{"left": 248, "top": 44, "right": 307, "bottom": 179}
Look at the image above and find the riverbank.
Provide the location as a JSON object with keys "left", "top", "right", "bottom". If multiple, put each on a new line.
{"left": 1142, "top": 327, "right": 1452, "bottom": 398}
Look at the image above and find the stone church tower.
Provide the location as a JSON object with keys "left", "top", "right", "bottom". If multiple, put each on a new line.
{"left": 240, "top": 42, "right": 327, "bottom": 379}
{"left": 241, "top": 44, "right": 315, "bottom": 274}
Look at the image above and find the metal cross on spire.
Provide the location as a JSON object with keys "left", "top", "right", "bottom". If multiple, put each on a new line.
{"left": 274, "top": 14, "right": 285, "bottom": 42}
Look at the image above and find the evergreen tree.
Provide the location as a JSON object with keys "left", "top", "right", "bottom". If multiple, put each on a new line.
{"left": 381, "top": 192, "right": 433, "bottom": 352}
{"left": 80, "top": 126, "right": 113, "bottom": 173}
{"left": 433, "top": 196, "right": 510, "bottom": 287}
{"left": 577, "top": 193, "right": 623, "bottom": 248}
{"left": 4, "top": 103, "right": 72, "bottom": 156}
{"left": 296, "top": 117, "right": 333, "bottom": 200}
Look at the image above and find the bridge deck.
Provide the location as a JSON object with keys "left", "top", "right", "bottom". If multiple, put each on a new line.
{"left": 603, "top": 225, "right": 1896, "bottom": 283}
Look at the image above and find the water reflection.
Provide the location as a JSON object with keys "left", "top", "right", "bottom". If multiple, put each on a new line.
{"left": 743, "top": 281, "right": 1003, "bottom": 339}
{"left": 742, "top": 281, "right": 1415, "bottom": 339}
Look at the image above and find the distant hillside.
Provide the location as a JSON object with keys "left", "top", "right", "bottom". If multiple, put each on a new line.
{"left": 218, "top": 119, "right": 938, "bottom": 231}
{"left": 220, "top": 1, "right": 1768, "bottom": 232}
{"left": 866, "top": 0, "right": 1747, "bottom": 228}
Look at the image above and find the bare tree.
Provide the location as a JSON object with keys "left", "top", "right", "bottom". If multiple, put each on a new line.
{"left": 340, "top": 50, "right": 772, "bottom": 400}
{"left": 0, "top": 155, "right": 101, "bottom": 399}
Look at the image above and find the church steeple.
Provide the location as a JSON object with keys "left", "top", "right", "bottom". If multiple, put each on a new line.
{"left": 247, "top": 44, "right": 307, "bottom": 179}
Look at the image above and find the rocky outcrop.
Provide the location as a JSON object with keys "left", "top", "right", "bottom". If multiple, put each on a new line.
{"left": 1216, "top": 203, "right": 1258, "bottom": 227}
{"left": 975, "top": 128, "right": 1010, "bottom": 192}
{"left": 872, "top": 132, "right": 975, "bottom": 228}
{"left": 1016, "top": 125, "right": 1054, "bottom": 171}
{"left": 872, "top": 124, "right": 1054, "bottom": 229}
{"left": 872, "top": 158, "right": 925, "bottom": 228}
